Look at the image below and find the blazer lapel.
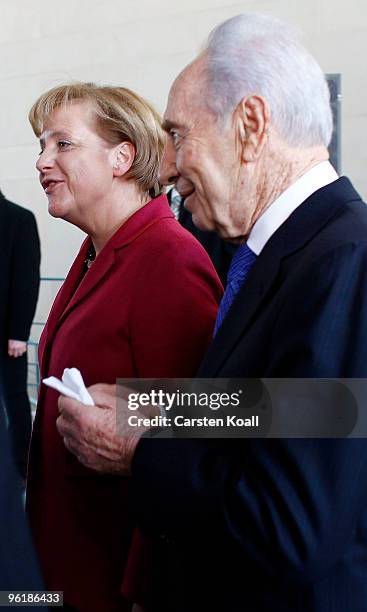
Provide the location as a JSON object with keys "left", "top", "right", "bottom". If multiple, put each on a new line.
{"left": 55, "top": 244, "right": 116, "bottom": 329}
{"left": 57, "top": 196, "right": 173, "bottom": 328}
{"left": 39, "top": 238, "right": 89, "bottom": 374}
{"left": 39, "top": 195, "right": 174, "bottom": 375}
{"left": 198, "top": 177, "right": 361, "bottom": 376}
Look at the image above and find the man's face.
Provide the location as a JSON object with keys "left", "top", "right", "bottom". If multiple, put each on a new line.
{"left": 160, "top": 57, "right": 247, "bottom": 240}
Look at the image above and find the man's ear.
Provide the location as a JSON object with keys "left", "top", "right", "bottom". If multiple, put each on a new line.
{"left": 112, "top": 142, "right": 136, "bottom": 177}
{"left": 235, "top": 95, "right": 269, "bottom": 162}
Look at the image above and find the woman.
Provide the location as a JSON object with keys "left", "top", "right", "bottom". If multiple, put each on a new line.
{"left": 26, "top": 83, "right": 222, "bottom": 612}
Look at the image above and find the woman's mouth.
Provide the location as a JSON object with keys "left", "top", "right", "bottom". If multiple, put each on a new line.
{"left": 42, "top": 179, "right": 64, "bottom": 194}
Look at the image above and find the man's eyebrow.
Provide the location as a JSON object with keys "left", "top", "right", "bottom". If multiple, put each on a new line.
{"left": 161, "top": 119, "right": 180, "bottom": 132}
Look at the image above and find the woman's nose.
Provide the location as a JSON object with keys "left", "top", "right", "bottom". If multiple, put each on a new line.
{"left": 36, "top": 148, "right": 54, "bottom": 173}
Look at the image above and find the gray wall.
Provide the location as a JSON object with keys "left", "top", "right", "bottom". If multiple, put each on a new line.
{"left": 0, "top": 0, "right": 365, "bottom": 282}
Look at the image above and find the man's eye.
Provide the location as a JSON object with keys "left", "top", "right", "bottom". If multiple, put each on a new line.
{"left": 170, "top": 131, "right": 180, "bottom": 146}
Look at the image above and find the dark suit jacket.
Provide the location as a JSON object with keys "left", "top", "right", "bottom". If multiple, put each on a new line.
{"left": 0, "top": 388, "right": 43, "bottom": 596}
{"left": 27, "top": 195, "right": 222, "bottom": 612}
{"left": 132, "top": 178, "right": 367, "bottom": 611}
{"left": 0, "top": 192, "right": 40, "bottom": 390}
{"left": 0, "top": 191, "right": 40, "bottom": 343}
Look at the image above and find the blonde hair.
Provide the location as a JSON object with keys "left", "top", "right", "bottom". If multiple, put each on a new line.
{"left": 29, "top": 82, "right": 166, "bottom": 197}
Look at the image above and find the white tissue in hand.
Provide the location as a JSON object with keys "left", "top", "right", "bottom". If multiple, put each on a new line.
{"left": 62, "top": 368, "right": 94, "bottom": 405}
{"left": 43, "top": 367, "right": 95, "bottom": 406}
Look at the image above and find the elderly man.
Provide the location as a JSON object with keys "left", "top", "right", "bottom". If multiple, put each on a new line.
{"left": 57, "top": 13, "right": 367, "bottom": 612}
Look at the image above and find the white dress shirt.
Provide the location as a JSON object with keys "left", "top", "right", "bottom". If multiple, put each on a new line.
{"left": 247, "top": 161, "right": 339, "bottom": 256}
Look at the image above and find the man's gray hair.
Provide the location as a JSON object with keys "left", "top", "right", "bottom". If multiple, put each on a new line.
{"left": 204, "top": 13, "right": 333, "bottom": 148}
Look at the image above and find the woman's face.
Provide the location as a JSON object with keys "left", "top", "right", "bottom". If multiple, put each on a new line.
{"left": 36, "top": 100, "right": 116, "bottom": 225}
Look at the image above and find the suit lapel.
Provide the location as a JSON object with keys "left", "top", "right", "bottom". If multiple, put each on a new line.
{"left": 199, "top": 244, "right": 282, "bottom": 376}
{"left": 198, "top": 177, "right": 362, "bottom": 376}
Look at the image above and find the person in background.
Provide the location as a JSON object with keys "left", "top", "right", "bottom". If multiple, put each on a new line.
{"left": 27, "top": 83, "right": 222, "bottom": 612}
{"left": 0, "top": 190, "right": 40, "bottom": 481}
{"left": 167, "top": 186, "right": 237, "bottom": 286}
{"left": 0, "top": 383, "right": 44, "bottom": 603}
{"left": 56, "top": 13, "right": 367, "bottom": 612}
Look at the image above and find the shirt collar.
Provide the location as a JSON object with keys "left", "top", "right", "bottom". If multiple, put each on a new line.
{"left": 247, "top": 161, "right": 339, "bottom": 256}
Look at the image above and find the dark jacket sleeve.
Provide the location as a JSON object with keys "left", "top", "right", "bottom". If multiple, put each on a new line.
{"left": 0, "top": 396, "right": 44, "bottom": 592}
{"left": 8, "top": 210, "right": 41, "bottom": 341}
{"left": 130, "top": 242, "right": 367, "bottom": 584}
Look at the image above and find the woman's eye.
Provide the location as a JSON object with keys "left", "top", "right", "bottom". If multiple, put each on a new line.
{"left": 58, "top": 140, "right": 71, "bottom": 149}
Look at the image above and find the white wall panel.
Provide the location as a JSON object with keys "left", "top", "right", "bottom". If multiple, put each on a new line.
{"left": 0, "top": 0, "right": 365, "bottom": 288}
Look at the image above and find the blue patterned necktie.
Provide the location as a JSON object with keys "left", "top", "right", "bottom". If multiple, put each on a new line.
{"left": 214, "top": 243, "right": 257, "bottom": 335}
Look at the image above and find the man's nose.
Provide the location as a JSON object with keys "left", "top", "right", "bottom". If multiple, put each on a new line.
{"left": 159, "top": 139, "right": 178, "bottom": 186}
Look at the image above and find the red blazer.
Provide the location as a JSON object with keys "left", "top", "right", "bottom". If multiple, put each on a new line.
{"left": 27, "top": 195, "right": 222, "bottom": 612}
